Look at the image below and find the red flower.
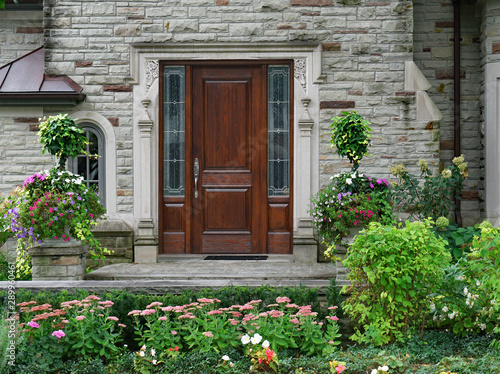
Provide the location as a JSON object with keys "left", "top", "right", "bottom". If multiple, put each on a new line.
{"left": 265, "top": 348, "right": 275, "bottom": 362}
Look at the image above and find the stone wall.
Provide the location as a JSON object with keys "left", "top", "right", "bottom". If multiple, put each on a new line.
{"left": 413, "top": 0, "right": 482, "bottom": 225}
{"left": 42, "top": 0, "right": 426, "bottom": 201}
{"left": 0, "top": 9, "right": 43, "bottom": 66}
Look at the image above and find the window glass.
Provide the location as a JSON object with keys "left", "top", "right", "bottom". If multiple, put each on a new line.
{"left": 268, "top": 65, "right": 290, "bottom": 197}
{"left": 69, "top": 124, "right": 105, "bottom": 207}
{"left": 163, "top": 66, "right": 186, "bottom": 197}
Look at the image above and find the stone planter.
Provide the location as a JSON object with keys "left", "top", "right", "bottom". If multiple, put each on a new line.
{"left": 28, "top": 239, "right": 88, "bottom": 281}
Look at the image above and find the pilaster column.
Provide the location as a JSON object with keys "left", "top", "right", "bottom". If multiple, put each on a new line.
{"left": 134, "top": 99, "right": 158, "bottom": 262}
{"left": 293, "top": 98, "right": 317, "bottom": 263}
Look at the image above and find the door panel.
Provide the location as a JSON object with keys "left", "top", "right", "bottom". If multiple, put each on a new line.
{"left": 191, "top": 65, "right": 266, "bottom": 254}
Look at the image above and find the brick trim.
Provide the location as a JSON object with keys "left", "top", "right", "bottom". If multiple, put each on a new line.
{"left": 320, "top": 101, "right": 355, "bottom": 109}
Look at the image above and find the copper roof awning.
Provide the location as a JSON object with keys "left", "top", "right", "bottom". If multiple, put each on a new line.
{"left": 0, "top": 47, "right": 85, "bottom": 106}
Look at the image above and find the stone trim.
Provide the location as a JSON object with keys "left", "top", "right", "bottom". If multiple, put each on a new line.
{"left": 130, "top": 42, "right": 323, "bottom": 262}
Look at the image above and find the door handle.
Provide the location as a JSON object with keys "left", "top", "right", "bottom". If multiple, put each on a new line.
{"left": 194, "top": 158, "right": 199, "bottom": 198}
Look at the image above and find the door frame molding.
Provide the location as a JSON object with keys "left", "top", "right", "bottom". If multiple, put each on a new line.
{"left": 130, "top": 43, "right": 323, "bottom": 263}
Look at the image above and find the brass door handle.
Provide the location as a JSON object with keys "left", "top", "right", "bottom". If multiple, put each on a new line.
{"left": 194, "top": 158, "right": 199, "bottom": 198}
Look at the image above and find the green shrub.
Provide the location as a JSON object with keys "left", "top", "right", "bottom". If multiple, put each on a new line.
{"left": 390, "top": 156, "right": 468, "bottom": 221}
{"left": 432, "top": 218, "right": 480, "bottom": 260}
{"left": 429, "top": 222, "right": 500, "bottom": 346}
{"left": 342, "top": 219, "right": 452, "bottom": 345}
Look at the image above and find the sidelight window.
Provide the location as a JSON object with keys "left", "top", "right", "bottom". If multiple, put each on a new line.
{"left": 268, "top": 65, "right": 290, "bottom": 197}
{"left": 163, "top": 66, "right": 186, "bottom": 197}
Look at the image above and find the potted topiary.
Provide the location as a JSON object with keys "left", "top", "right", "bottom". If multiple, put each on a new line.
{"left": 0, "top": 114, "right": 107, "bottom": 280}
{"left": 308, "top": 111, "right": 394, "bottom": 268}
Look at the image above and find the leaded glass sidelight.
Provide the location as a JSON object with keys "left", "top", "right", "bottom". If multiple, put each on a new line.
{"left": 163, "top": 66, "right": 185, "bottom": 197}
{"left": 268, "top": 65, "right": 290, "bottom": 197}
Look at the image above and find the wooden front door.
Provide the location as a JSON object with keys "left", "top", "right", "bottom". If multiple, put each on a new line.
{"left": 159, "top": 62, "right": 292, "bottom": 255}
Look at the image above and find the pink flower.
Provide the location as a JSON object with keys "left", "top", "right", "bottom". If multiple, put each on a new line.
{"left": 328, "top": 306, "right": 338, "bottom": 310}
{"left": 338, "top": 214, "right": 342, "bottom": 218}
{"left": 27, "top": 321, "right": 39, "bottom": 328}
{"left": 207, "top": 310, "right": 223, "bottom": 315}
{"left": 327, "top": 315, "right": 339, "bottom": 321}
{"left": 290, "top": 318, "right": 300, "bottom": 324}
{"left": 107, "top": 316, "right": 119, "bottom": 321}
{"left": 276, "top": 296, "right": 291, "bottom": 304}
{"left": 127, "top": 310, "right": 141, "bottom": 316}
{"left": 146, "top": 301, "right": 163, "bottom": 308}
{"left": 140, "top": 309, "right": 156, "bottom": 316}
{"left": 202, "top": 331, "right": 214, "bottom": 338}
{"left": 118, "top": 324, "right": 126, "bottom": 328}
{"left": 158, "top": 316, "right": 167, "bottom": 321}
{"left": 336, "top": 364, "right": 346, "bottom": 373}
{"left": 75, "top": 315, "right": 86, "bottom": 321}
{"left": 52, "top": 330, "right": 65, "bottom": 339}
{"left": 171, "top": 330, "right": 177, "bottom": 335}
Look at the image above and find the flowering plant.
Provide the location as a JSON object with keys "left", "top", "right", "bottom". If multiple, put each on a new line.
{"left": 329, "top": 360, "right": 347, "bottom": 374}
{"left": 390, "top": 156, "right": 468, "bottom": 221}
{"left": 0, "top": 114, "right": 107, "bottom": 278}
{"left": 0, "top": 167, "right": 106, "bottom": 259}
{"left": 309, "top": 170, "right": 393, "bottom": 244}
{"left": 241, "top": 333, "right": 279, "bottom": 373}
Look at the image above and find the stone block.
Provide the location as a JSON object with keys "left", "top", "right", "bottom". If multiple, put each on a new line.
{"left": 49, "top": 255, "right": 80, "bottom": 266}
{"left": 114, "top": 25, "right": 141, "bottom": 36}
{"left": 134, "top": 245, "right": 157, "bottom": 263}
{"left": 229, "top": 23, "right": 263, "bottom": 36}
{"left": 82, "top": 3, "right": 116, "bottom": 16}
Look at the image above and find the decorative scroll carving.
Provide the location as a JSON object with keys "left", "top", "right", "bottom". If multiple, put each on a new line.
{"left": 294, "top": 59, "right": 307, "bottom": 91}
{"left": 146, "top": 60, "right": 159, "bottom": 90}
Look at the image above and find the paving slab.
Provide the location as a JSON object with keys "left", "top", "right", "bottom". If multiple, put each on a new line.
{"left": 0, "top": 257, "right": 340, "bottom": 295}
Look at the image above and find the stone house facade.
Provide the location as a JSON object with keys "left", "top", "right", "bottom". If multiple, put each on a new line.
{"left": 0, "top": 0, "right": 498, "bottom": 264}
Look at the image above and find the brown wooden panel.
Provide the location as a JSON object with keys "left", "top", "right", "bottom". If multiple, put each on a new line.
{"left": 202, "top": 234, "right": 251, "bottom": 253}
{"left": 164, "top": 203, "right": 184, "bottom": 231}
{"left": 268, "top": 203, "right": 289, "bottom": 230}
{"left": 163, "top": 232, "right": 185, "bottom": 253}
{"left": 267, "top": 232, "right": 291, "bottom": 254}
{"left": 204, "top": 189, "right": 250, "bottom": 231}
{"left": 204, "top": 80, "right": 249, "bottom": 169}
{"left": 202, "top": 172, "right": 251, "bottom": 187}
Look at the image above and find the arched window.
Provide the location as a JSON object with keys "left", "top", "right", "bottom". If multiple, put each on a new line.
{"left": 69, "top": 123, "right": 106, "bottom": 207}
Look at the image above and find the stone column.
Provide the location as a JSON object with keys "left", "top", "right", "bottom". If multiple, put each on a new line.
{"left": 293, "top": 98, "right": 318, "bottom": 264}
{"left": 134, "top": 99, "right": 158, "bottom": 262}
{"left": 481, "top": 0, "right": 500, "bottom": 225}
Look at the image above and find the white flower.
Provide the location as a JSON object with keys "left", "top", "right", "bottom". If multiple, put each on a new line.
{"left": 222, "top": 355, "right": 230, "bottom": 361}
{"left": 139, "top": 351, "right": 145, "bottom": 357}
{"left": 241, "top": 334, "right": 250, "bottom": 345}
{"left": 442, "top": 306, "right": 449, "bottom": 313}
{"left": 151, "top": 348, "right": 156, "bottom": 356}
{"left": 371, "top": 370, "right": 378, "bottom": 374}
{"left": 345, "top": 178, "right": 352, "bottom": 185}
{"left": 65, "top": 179, "right": 71, "bottom": 183}
{"left": 141, "top": 345, "right": 146, "bottom": 351}
{"left": 152, "top": 359, "right": 157, "bottom": 365}
{"left": 251, "top": 333, "right": 262, "bottom": 345}
{"left": 262, "top": 340, "right": 270, "bottom": 348}
{"left": 464, "top": 287, "right": 468, "bottom": 295}
{"left": 230, "top": 362, "right": 234, "bottom": 367}
{"left": 379, "top": 366, "right": 389, "bottom": 372}
{"left": 351, "top": 173, "right": 357, "bottom": 178}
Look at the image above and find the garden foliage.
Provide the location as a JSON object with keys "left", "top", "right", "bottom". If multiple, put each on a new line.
{"left": 329, "top": 111, "right": 372, "bottom": 171}
{"left": 390, "top": 156, "right": 468, "bottom": 221}
{"left": 342, "top": 219, "right": 452, "bottom": 345}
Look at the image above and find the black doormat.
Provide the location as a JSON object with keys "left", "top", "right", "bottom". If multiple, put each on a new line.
{"left": 204, "top": 255, "right": 268, "bottom": 261}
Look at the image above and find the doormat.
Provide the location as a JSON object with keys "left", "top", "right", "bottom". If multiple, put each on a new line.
{"left": 204, "top": 255, "right": 268, "bottom": 261}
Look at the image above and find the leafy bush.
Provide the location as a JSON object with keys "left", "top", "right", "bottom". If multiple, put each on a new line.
{"left": 342, "top": 220, "right": 452, "bottom": 345}
{"left": 432, "top": 217, "right": 480, "bottom": 260}
{"left": 329, "top": 111, "right": 372, "bottom": 171}
{"left": 429, "top": 221, "right": 500, "bottom": 346}
{"left": 390, "top": 156, "right": 468, "bottom": 221}
{"left": 37, "top": 114, "right": 88, "bottom": 170}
